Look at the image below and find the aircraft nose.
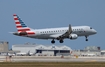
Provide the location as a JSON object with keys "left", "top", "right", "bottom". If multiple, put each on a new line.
{"left": 92, "top": 29, "right": 97, "bottom": 34}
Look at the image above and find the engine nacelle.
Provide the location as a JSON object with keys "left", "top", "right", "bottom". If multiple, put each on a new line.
{"left": 13, "top": 32, "right": 27, "bottom": 36}
{"left": 69, "top": 34, "right": 78, "bottom": 39}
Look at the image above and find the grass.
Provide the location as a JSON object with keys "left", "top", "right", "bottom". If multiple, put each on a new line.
{"left": 0, "top": 62, "right": 105, "bottom": 67}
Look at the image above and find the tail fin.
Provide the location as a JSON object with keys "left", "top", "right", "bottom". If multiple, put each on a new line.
{"left": 13, "top": 14, "right": 31, "bottom": 32}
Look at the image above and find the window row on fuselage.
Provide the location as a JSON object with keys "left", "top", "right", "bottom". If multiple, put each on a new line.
{"left": 40, "top": 28, "right": 83, "bottom": 34}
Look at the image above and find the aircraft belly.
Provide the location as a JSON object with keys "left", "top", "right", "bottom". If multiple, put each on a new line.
{"left": 27, "top": 32, "right": 92, "bottom": 39}
{"left": 74, "top": 32, "right": 86, "bottom": 36}
{"left": 30, "top": 34, "right": 53, "bottom": 39}
{"left": 76, "top": 32, "right": 91, "bottom": 36}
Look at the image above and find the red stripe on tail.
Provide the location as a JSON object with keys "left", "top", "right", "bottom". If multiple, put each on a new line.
{"left": 13, "top": 14, "right": 17, "bottom": 16}
{"left": 16, "top": 26, "right": 22, "bottom": 28}
{"left": 14, "top": 18, "right": 18, "bottom": 20}
{"left": 15, "top": 22, "right": 20, "bottom": 24}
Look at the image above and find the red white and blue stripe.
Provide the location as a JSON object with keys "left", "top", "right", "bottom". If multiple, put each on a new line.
{"left": 13, "top": 14, "right": 35, "bottom": 35}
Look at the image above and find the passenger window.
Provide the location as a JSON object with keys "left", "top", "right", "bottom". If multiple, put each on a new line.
{"left": 79, "top": 29, "right": 81, "bottom": 31}
{"left": 75, "top": 29, "right": 76, "bottom": 31}
{"left": 90, "top": 27, "right": 92, "bottom": 29}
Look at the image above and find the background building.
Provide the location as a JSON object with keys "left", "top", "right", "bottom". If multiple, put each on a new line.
{"left": 101, "top": 50, "right": 105, "bottom": 56}
{"left": 12, "top": 43, "right": 72, "bottom": 56}
{"left": 0, "top": 41, "right": 9, "bottom": 52}
{"left": 84, "top": 46, "right": 100, "bottom": 50}
{"left": 0, "top": 41, "right": 20, "bottom": 56}
{"left": 72, "top": 46, "right": 101, "bottom": 56}
{"left": 0, "top": 41, "right": 104, "bottom": 56}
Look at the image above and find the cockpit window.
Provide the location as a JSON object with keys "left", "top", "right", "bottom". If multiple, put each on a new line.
{"left": 90, "top": 27, "right": 92, "bottom": 29}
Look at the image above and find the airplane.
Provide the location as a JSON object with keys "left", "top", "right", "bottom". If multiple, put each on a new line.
{"left": 12, "top": 14, "right": 97, "bottom": 44}
{"left": 6, "top": 52, "right": 16, "bottom": 56}
{"left": 26, "top": 50, "right": 35, "bottom": 56}
{"left": 16, "top": 51, "right": 35, "bottom": 56}
{"left": 16, "top": 52, "right": 27, "bottom": 56}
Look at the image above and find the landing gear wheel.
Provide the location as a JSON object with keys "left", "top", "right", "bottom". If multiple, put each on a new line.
{"left": 85, "top": 36, "right": 88, "bottom": 41}
{"left": 51, "top": 40, "right": 55, "bottom": 44}
{"left": 59, "top": 40, "right": 64, "bottom": 43}
{"left": 86, "top": 39, "right": 88, "bottom": 41}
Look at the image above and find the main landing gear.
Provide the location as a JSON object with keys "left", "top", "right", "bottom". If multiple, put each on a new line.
{"left": 51, "top": 39, "right": 64, "bottom": 44}
{"left": 59, "top": 39, "right": 64, "bottom": 43}
{"left": 85, "top": 36, "right": 88, "bottom": 41}
{"left": 51, "top": 39, "right": 55, "bottom": 44}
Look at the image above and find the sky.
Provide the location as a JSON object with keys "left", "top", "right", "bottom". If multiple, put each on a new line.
{"left": 0, "top": 0, "right": 105, "bottom": 50}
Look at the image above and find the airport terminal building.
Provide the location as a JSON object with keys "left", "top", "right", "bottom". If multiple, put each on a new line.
{"left": 1, "top": 41, "right": 105, "bottom": 56}
{"left": 12, "top": 43, "right": 72, "bottom": 56}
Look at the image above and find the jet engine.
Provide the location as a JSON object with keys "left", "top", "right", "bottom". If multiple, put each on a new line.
{"left": 69, "top": 34, "right": 78, "bottom": 39}
{"left": 13, "top": 32, "right": 27, "bottom": 36}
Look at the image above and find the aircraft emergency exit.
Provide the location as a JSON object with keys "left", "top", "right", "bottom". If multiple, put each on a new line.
{"left": 12, "top": 14, "right": 97, "bottom": 44}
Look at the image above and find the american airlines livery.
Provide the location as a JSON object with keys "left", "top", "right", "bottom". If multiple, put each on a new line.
{"left": 12, "top": 14, "right": 97, "bottom": 44}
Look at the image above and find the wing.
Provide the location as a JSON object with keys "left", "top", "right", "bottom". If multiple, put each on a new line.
{"left": 50, "top": 24, "right": 72, "bottom": 39}
{"left": 60, "top": 24, "right": 72, "bottom": 38}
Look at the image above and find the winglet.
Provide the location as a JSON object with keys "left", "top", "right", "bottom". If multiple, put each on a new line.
{"left": 68, "top": 24, "right": 72, "bottom": 34}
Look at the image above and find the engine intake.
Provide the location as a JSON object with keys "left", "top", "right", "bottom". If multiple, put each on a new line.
{"left": 69, "top": 34, "right": 78, "bottom": 39}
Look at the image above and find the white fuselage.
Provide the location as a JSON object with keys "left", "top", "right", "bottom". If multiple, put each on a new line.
{"left": 27, "top": 26, "right": 97, "bottom": 39}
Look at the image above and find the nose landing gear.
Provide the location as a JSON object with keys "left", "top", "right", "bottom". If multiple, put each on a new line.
{"left": 85, "top": 36, "right": 88, "bottom": 41}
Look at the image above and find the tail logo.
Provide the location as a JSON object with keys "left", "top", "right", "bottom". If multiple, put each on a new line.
{"left": 13, "top": 14, "right": 30, "bottom": 32}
